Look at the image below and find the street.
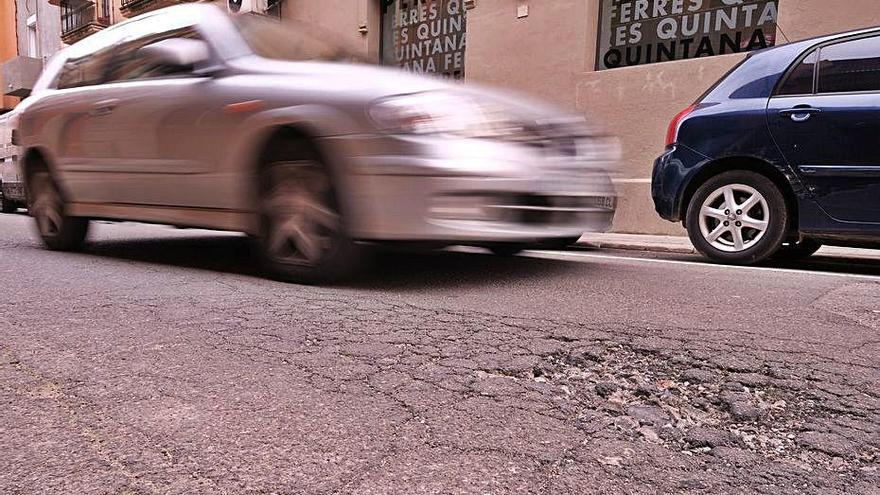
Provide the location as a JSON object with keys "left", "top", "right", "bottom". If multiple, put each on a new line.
{"left": 0, "top": 212, "right": 878, "bottom": 494}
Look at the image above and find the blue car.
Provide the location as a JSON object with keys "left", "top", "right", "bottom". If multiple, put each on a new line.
{"left": 652, "top": 28, "right": 880, "bottom": 264}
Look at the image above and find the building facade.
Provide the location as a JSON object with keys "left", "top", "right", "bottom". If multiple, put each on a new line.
{"left": 5, "top": 0, "right": 880, "bottom": 234}
{"left": 0, "top": 0, "right": 19, "bottom": 112}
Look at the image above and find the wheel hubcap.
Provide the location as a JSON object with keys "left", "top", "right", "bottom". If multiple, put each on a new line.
{"left": 699, "top": 183, "right": 769, "bottom": 253}
{"left": 31, "top": 173, "right": 63, "bottom": 239}
{"left": 262, "top": 161, "right": 340, "bottom": 266}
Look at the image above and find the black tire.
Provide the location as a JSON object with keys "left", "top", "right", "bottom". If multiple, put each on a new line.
{"left": 0, "top": 194, "right": 16, "bottom": 213}
{"left": 685, "top": 170, "right": 788, "bottom": 265}
{"left": 488, "top": 243, "right": 527, "bottom": 257}
{"left": 540, "top": 236, "right": 582, "bottom": 250}
{"left": 255, "top": 143, "right": 359, "bottom": 284}
{"left": 28, "top": 170, "right": 89, "bottom": 251}
{"left": 773, "top": 238, "right": 822, "bottom": 261}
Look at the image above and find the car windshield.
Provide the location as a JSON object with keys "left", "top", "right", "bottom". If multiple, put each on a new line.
{"left": 230, "top": 14, "right": 368, "bottom": 63}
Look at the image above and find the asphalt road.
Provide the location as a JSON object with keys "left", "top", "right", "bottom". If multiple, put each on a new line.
{"left": 0, "top": 212, "right": 877, "bottom": 494}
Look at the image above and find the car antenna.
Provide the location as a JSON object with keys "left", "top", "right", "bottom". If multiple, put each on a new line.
{"left": 776, "top": 24, "right": 791, "bottom": 44}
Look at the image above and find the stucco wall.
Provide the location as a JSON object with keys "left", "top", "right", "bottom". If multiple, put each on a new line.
{"left": 465, "top": 0, "right": 590, "bottom": 109}
{"left": 14, "top": 0, "right": 63, "bottom": 64}
{"left": 281, "top": 0, "right": 381, "bottom": 59}
{"left": 0, "top": 0, "right": 18, "bottom": 111}
{"left": 777, "top": 0, "right": 880, "bottom": 42}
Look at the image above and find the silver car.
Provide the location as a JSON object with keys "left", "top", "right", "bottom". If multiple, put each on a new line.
{"left": 16, "top": 4, "right": 617, "bottom": 283}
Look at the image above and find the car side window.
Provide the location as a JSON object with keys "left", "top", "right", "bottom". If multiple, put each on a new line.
{"left": 777, "top": 50, "right": 818, "bottom": 96}
{"left": 55, "top": 32, "right": 121, "bottom": 89}
{"left": 817, "top": 36, "right": 880, "bottom": 94}
{"left": 104, "top": 26, "right": 205, "bottom": 83}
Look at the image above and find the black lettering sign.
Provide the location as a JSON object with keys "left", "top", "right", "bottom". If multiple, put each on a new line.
{"left": 596, "top": 0, "right": 780, "bottom": 70}
{"left": 381, "top": 0, "right": 467, "bottom": 79}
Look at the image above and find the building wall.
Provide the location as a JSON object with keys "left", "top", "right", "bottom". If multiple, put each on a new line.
{"left": 280, "top": 0, "right": 382, "bottom": 59}
{"left": 466, "top": 0, "right": 880, "bottom": 235}
{"left": 14, "top": 0, "right": 63, "bottom": 64}
{"left": 464, "top": 0, "right": 589, "bottom": 109}
{"left": 777, "top": 0, "right": 880, "bottom": 42}
{"left": 0, "top": 0, "right": 19, "bottom": 111}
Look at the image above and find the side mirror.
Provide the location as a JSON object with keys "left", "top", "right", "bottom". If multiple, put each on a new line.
{"left": 138, "top": 38, "right": 211, "bottom": 69}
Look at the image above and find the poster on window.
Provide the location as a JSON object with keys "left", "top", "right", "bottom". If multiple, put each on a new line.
{"left": 381, "top": 0, "right": 467, "bottom": 79}
{"left": 596, "top": 0, "right": 780, "bottom": 71}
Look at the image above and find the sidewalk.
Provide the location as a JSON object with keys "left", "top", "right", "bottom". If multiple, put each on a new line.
{"left": 578, "top": 233, "right": 880, "bottom": 261}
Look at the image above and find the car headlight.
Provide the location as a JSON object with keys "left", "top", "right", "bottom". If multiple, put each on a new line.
{"left": 368, "top": 91, "right": 526, "bottom": 139}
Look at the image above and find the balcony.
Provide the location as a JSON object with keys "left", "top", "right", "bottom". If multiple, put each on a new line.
{"left": 2, "top": 56, "right": 43, "bottom": 98}
{"left": 60, "top": 0, "right": 111, "bottom": 45}
{"left": 120, "top": 0, "right": 196, "bottom": 18}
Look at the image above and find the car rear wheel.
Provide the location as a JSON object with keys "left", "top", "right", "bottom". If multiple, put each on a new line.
{"left": 686, "top": 171, "right": 788, "bottom": 265}
{"left": 28, "top": 171, "right": 89, "bottom": 251}
{"left": 256, "top": 154, "right": 359, "bottom": 284}
{"left": 773, "top": 238, "right": 822, "bottom": 261}
{"left": 541, "top": 236, "right": 582, "bottom": 250}
{"left": 488, "top": 243, "right": 527, "bottom": 256}
{"left": 1, "top": 194, "right": 16, "bottom": 213}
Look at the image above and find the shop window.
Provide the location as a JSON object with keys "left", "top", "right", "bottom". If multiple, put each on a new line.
{"left": 380, "top": 0, "right": 467, "bottom": 79}
{"left": 596, "top": 0, "right": 781, "bottom": 70}
{"left": 27, "top": 15, "right": 39, "bottom": 58}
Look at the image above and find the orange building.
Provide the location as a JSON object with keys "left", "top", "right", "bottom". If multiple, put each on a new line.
{"left": 0, "top": 0, "right": 20, "bottom": 112}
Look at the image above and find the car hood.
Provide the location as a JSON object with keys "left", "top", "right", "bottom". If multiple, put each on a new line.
{"left": 227, "top": 57, "right": 599, "bottom": 132}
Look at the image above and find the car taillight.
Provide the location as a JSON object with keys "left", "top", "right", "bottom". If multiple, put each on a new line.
{"left": 665, "top": 103, "right": 696, "bottom": 148}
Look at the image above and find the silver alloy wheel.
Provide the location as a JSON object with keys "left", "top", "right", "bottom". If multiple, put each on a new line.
{"left": 698, "top": 183, "right": 769, "bottom": 253}
{"left": 262, "top": 160, "right": 340, "bottom": 266}
{"left": 30, "top": 172, "right": 64, "bottom": 239}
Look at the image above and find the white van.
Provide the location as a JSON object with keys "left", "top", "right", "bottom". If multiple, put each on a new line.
{"left": 0, "top": 110, "right": 25, "bottom": 213}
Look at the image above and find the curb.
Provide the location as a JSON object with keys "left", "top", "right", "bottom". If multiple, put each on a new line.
{"left": 576, "top": 239, "right": 696, "bottom": 255}
{"left": 576, "top": 237, "right": 880, "bottom": 261}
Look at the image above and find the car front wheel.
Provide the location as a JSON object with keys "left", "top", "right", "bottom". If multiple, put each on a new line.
{"left": 256, "top": 154, "right": 359, "bottom": 284}
{"left": 685, "top": 171, "right": 788, "bottom": 265}
{"left": 28, "top": 171, "right": 89, "bottom": 251}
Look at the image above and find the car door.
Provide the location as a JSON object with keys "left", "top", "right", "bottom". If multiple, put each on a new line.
{"left": 767, "top": 34, "right": 880, "bottom": 224}
{"left": 50, "top": 29, "right": 130, "bottom": 205}
{"left": 91, "top": 20, "right": 224, "bottom": 208}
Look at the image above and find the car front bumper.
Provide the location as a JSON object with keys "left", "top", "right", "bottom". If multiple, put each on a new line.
{"left": 334, "top": 134, "right": 618, "bottom": 243}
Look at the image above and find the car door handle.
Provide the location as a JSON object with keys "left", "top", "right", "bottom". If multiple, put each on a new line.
{"left": 90, "top": 99, "right": 119, "bottom": 117}
{"left": 779, "top": 106, "right": 822, "bottom": 122}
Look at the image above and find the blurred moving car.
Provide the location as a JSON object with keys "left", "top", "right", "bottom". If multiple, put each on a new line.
{"left": 653, "top": 27, "right": 880, "bottom": 265}
{"left": 0, "top": 110, "right": 26, "bottom": 213}
{"left": 14, "top": 3, "right": 618, "bottom": 283}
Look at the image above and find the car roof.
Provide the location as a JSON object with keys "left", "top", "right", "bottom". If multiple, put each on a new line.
{"left": 753, "top": 25, "right": 880, "bottom": 58}
{"left": 698, "top": 25, "right": 880, "bottom": 102}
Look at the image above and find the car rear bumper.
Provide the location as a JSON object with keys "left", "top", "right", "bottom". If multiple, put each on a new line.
{"left": 651, "top": 144, "right": 709, "bottom": 223}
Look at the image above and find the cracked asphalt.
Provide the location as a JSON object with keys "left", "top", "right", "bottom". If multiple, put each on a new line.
{"left": 0, "top": 213, "right": 878, "bottom": 494}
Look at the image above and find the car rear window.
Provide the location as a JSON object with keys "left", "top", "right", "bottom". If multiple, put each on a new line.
{"left": 817, "top": 35, "right": 880, "bottom": 93}
{"left": 776, "top": 50, "right": 818, "bottom": 96}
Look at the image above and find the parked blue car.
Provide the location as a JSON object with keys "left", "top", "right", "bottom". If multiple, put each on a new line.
{"left": 653, "top": 28, "right": 880, "bottom": 264}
